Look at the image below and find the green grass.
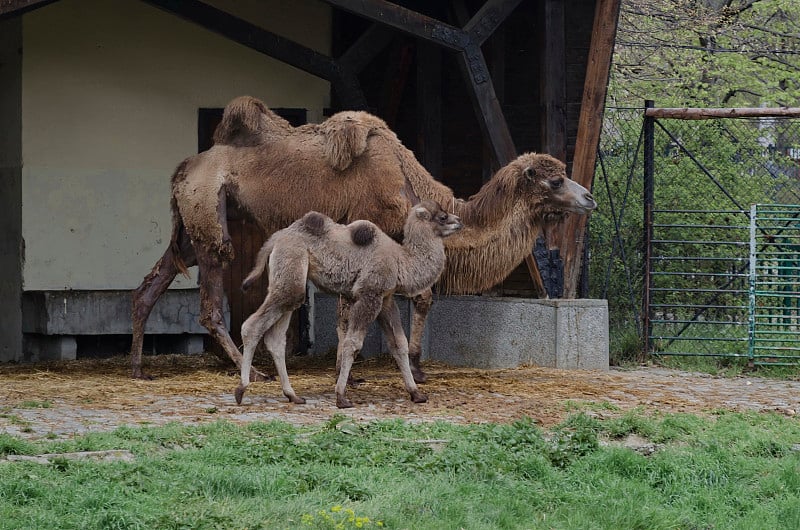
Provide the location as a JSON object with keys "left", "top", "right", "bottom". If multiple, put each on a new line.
{"left": 1, "top": 412, "right": 799, "bottom": 529}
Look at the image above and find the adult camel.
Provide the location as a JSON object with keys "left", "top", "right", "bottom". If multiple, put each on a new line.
{"left": 131, "top": 96, "right": 597, "bottom": 382}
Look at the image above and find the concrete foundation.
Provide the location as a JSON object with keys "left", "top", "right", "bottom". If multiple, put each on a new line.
{"left": 311, "top": 294, "right": 609, "bottom": 370}
{"left": 21, "top": 290, "right": 210, "bottom": 360}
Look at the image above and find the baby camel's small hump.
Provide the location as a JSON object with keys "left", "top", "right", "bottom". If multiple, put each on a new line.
{"left": 349, "top": 221, "right": 377, "bottom": 246}
{"left": 300, "top": 211, "right": 328, "bottom": 237}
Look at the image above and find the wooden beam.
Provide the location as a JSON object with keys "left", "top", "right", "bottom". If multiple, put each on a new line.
{"left": 142, "top": 0, "right": 368, "bottom": 109}
{"left": 557, "top": 0, "right": 621, "bottom": 298}
{"left": 338, "top": 23, "right": 395, "bottom": 74}
{"left": 646, "top": 107, "right": 800, "bottom": 119}
{"left": 464, "top": 0, "right": 523, "bottom": 45}
{"left": 0, "top": 0, "right": 56, "bottom": 18}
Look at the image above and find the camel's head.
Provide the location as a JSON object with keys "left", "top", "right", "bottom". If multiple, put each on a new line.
{"left": 514, "top": 153, "right": 597, "bottom": 218}
{"left": 411, "top": 200, "right": 463, "bottom": 238}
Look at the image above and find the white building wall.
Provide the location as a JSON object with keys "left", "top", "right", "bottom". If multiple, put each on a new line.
{"left": 22, "top": 0, "right": 331, "bottom": 290}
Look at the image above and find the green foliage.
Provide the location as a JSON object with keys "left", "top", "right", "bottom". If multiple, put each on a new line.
{"left": 610, "top": 0, "right": 800, "bottom": 108}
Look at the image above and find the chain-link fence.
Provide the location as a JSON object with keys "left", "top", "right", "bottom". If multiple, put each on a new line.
{"left": 589, "top": 105, "right": 800, "bottom": 364}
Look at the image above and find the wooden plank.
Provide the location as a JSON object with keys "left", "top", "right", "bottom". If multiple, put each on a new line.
{"left": 0, "top": 0, "right": 56, "bottom": 17}
{"left": 142, "top": 0, "right": 368, "bottom": 109}
{"left": 557, "top": 0, "right": 621, "bottom": 298}
{"left": 646, "top": 107, "right": 800, "bottom": 120}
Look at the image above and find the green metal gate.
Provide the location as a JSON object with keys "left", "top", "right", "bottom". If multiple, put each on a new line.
{"left": 648, "top": 204, "right": 800, "bottom": 366}
{"left": 749, "top": 204, "right": 800, "bottom": 365}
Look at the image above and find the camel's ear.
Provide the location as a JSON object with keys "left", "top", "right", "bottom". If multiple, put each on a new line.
{"left": 523, "top": 166, "right": 536, "bottom": 181}
{"left": 414, "top": 205, "right": 431, "bottom": 220}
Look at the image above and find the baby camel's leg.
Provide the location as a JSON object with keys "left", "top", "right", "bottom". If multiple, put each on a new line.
{"left": 335, "top": 294, "right": 383, "bottom": 409}
{"left": 236, "top": 250, "right": 308, "bottom": 405}
{"left": 262, "top": 312, "right": 305, "bottom": 404}
{"left": 236, "top": 299, "right": 288, "bottom": 404}
{"left": 377, "top": 296, "right": 427, "bottom": 404}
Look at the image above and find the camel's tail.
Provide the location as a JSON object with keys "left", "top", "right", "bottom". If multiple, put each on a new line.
{"left": 241, "top": 238, "right": 275, "bottom": 291}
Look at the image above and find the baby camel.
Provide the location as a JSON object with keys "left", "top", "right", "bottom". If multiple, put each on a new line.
{"left": 235, "top": 200, "right": 462, "bottom": 408}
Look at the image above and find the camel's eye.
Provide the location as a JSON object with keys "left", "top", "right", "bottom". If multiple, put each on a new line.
{"left": 438, "top": 213, "right": 448, "bottom": 222}
{"left": 524, "top": 167, "right": 535, "bottom": 180}
{"left": 550, "top": 178, "right": 564, "bottom": 190}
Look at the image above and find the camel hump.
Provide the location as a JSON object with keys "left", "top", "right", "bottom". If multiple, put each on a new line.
{"left": 300, "top": 211, "right": 329, "bottom": 237}
{"left": 319, "top": 111, "right": 389, "bottom": 171}
{"left": 213, "top": 96, "right": 290, "bottom": 147}
{"left": 349, "top": 221, "right": 377, "bottom": 247}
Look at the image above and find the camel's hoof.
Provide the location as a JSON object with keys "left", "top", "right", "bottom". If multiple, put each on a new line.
{"left": 288, "top": 395, "right": 307, "bottom": 405}
{"left": 410, "top": 390, "right": 428, "bottom": 404}
{"left": 234, "top": 384, "right": 246, "bottom": 405}
{"left": 411, "top": 369, "right": 427, "bottom": 384}
{"left": 132, "top": 371, "right": 155, "bottom": 381}
{"left": 336, "top": 396, "right": 354, "bottom": 409}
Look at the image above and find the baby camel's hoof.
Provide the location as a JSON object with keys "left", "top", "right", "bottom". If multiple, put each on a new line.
{"left": 288, "top": 395, "right": 307, "bottom": 405}
{"left": 234, "top": 384, "right": 246, "bottom": 405}
{"left": 411, "top": 369, "right": 427, "bottom": 385}
{"left": 410, "top": 390, "right": 428, "bottom": 404}
{"left": 336, "top": 396, "right": 354, "bottom": 409}
{"left": 132, "top": 370, "right": 155, "bottom": 381}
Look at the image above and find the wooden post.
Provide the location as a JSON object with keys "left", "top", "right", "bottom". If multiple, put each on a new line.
{"left": 557, "top": 0, "right": 621, "bottom": 298}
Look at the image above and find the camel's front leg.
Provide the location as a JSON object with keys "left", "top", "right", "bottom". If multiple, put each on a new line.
{"left": 409, "top": 289, "right": 433, "bottom": 383}
{"left": 335, "top": 295, "right": 382, "bottom": 408}
{"left": 336, "top": 298, "right": 364, "bottom": 387}
{"left": 377, "top": 297, "right": 427, "bottom": 404}
{"left": 130, "top": 232, "right": 196, "bottom": 379}
{"left": 196, "top": 247, "right": 271, "bottom": 382}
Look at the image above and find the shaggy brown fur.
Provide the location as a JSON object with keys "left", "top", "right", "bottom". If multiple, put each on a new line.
{"left": 130, "top": 96, "right": 596, "bottom": 381}
{"left": 235, "top": 201, "right": 462, "bottom": 408}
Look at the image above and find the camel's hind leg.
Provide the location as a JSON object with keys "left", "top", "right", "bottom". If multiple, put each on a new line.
{"left": 334, "top": 294, "right": 383, "bottom": 408}
{"left": 236, "top": 249, "right": 307, "bottom": 404}
{"left": 131, "top": 231, "right": 196, "bottom": 379}
{"left": 408, "top": 289, "right": 433, "bottom": 383}
{"left": 377, "top": 296, "right": 427, "bottom": 404}
{"left": 262, "top": 312, "right": 305, "bottom": 404}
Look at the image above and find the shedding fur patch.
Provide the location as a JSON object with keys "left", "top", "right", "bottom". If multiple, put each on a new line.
{"left": 350, "top": 222, "right": 377, "bottom": 246}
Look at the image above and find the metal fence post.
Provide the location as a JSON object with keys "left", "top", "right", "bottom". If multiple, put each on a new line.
{"left": 748, "top": 204, "right": 757, "bottom": 368}
{"left": 643, "top": 100, "right": 655, "bottom": 358}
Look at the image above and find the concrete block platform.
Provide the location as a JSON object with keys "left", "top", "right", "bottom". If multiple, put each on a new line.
{"left": 21, "top": 290, "right": 210, "bottom": 362}
{"left": 311, "top": 294, "right": 609, "bottom": 371}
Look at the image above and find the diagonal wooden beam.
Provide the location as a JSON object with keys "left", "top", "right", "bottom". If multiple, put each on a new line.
{"left": 464, "top": 0, "right": 523, "bottom": 45}
{"left": 141, "top": 0, "right": 368, "bottom": 109}
{"left": 557, "top": 0, "right": 621, "bottom": 298}
{"left": 338, "top": 23, "right": 396, "bottom": 74}
{"left": 0, "top": 0, "right": 57, "bottom": 18}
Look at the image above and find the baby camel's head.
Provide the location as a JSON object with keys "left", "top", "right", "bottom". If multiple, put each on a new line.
{"left": 409, "top": 200, "right": 463, "bottom": 238}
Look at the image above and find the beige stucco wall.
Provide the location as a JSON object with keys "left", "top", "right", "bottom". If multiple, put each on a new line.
{"left": 22, "top": 0, "right": 330, "bottom": 290}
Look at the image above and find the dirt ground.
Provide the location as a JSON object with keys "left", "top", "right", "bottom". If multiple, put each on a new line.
{"left": 1, "top": 353, "right": 798, "bottom": 440}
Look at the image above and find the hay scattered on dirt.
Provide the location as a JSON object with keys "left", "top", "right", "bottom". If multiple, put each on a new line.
{"left": 2, "top": 353, "right": 798, "bottom": 436}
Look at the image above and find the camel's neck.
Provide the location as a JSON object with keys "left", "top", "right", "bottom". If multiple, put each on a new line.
{"left": 396, "top": 226, "right": 447, "bottom": 297}
{"left": 439, "top": 200, "right": 549, "bottom": 294}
